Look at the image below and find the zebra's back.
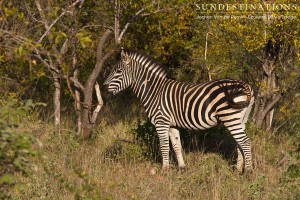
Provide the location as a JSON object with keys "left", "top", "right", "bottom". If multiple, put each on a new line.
{"left": 160, "top": 78, "right": 252, "bottom": 130}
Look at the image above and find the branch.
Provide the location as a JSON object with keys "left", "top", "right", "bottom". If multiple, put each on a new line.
{"left": 114, "top": 0, "right": 120, "bottom": 43}
{"left": 261, "top": 94, "right": 281, "bottom": 119}
{"left": 140, "top": 4, "right": 189, "bottom": 17}
{"left": 70, "top": 77, "right": 85, "bottom": 91}
{"left": 262, "top": 60, "right": 274, "bottom": 77}
{"left": 31, "top": 49, "right": 56, "bottom": 70}
{"left": 116, "top": 3, "right": 191, "bottom": 44}
{"left": 66, "top": 73, "right": 77, "bottom": 101}
{"left": 62, "top": 75, "right": 85, "bottom": 91}
{"left": 35, "top": 0, "right": 84, "bottom": 43}
{"left": 90, "top": 81, "right": 103, "bottom": 124}
{"left": 37, "top": 11, "right": 66, "bottom": 43}
{"left": 0, "top": 30, "right": 63, "bottom": 76}
{"left": 117, "top": 8, "right": 145, "bottom": 44}
{"left": 272, "top": 119, "right": 289, "bottom": 135}
{"left": 96, "top": 29, "right": 113, "bottom": 65}
{"left": 0, "top": 30, "right": 36, "bottom": 48}
{"left": 60, "top": 38, "right": 70, "bottom": 55}
{"left": 204, "top": 31, "right": 212, "bottom": 81}
{"left": 102, "top": 48, "right": 117, "bottom": 65}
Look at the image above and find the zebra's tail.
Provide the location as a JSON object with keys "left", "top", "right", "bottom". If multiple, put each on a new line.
{"left": 223, "top": 80, "right": 253, "bottom": 109}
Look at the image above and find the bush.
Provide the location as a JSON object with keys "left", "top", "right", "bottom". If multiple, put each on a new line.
{"left": 104, "top": 140, "right": 147, "bottom": 163}
{"left": 0, "top": 99, "right": 43, "bottom": 199}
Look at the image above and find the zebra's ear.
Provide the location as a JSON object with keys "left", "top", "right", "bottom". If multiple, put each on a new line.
{"left": 120, "top": 48, "right": 126, "bottom": 60}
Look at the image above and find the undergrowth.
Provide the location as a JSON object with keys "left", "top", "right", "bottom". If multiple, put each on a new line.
{"left": 2, "top": 105, "right": 299, "bottom": 199}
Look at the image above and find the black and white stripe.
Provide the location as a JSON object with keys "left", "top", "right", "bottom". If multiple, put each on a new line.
{"left": 104, "top": 49, "right": 254, "bottom": 173}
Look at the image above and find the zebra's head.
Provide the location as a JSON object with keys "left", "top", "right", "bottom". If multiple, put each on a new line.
{"left": 103, "top": 49, "right": 133, "bottom": 95}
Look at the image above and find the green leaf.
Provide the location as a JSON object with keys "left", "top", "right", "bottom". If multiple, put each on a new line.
{"left": 0, "top": 174, "right": 17, "bottom": 185}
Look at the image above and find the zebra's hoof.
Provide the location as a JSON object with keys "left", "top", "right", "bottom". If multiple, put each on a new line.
{"left": 235, "top": 165, "right": 244, "bottom": 174}
{"left": 236, "top": 166, "right": 253, "bottom": 175}
{"left": 178, "top": 166, "right": 186, "bottom": 173}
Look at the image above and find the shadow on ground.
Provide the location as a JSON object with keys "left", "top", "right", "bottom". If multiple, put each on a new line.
{"left": 104, "top": 119, "right": 238, "bottom": 167}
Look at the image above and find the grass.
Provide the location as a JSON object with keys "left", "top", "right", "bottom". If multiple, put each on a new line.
{"left": 8, "top": 109, "right": 300, "bottom": 200}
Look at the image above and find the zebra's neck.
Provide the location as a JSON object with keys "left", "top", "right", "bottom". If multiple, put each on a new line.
{"left": 124, "top": 50, "right": 169, "bottom": 119}
{"left": 130, "top": 68, "right": 168, "bottom": 118}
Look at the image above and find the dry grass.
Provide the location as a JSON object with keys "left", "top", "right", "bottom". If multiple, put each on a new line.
{"left": 10, "top": 113, "right": 299, "bottom": 200}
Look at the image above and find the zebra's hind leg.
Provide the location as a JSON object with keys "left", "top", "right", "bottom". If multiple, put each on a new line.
{"left": 224, "top": 122, "right": 252, "bottom": 173}
{"left": 169, "top": 128, "right": 186, "bottom": 170}
{"left": 155, "top": 124, "right": 171, "bottom": 174}
{"left": 236, "top": 137, "right": 252, "bottom": 173}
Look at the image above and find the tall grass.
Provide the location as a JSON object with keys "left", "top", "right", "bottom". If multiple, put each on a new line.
{"left": 8, "top": 101, "right": 300, "bottom": 199}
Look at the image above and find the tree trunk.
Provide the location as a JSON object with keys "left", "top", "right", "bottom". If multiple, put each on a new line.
{"left": 52, "top": 74, "right": 61, "bottom": 134}
{"left": 79, "top": 30, "right": 115, "bottom": 139}
{"left": 71, "top": 3, "right": 144, "bottom": 138}
{"left": 75, "top": 88, "right": 82, "bottom": 136}
{"left": 254, "top": 60, "right": 279, "bottom": 129}
{"left": 81, "top": 89, "right": 93, "bottom": 139}
{"left": 80, "top": 81, "right": 104, "bottom": 138}
{"left": 73, "top": 67, "right": 82, "bottom": 136}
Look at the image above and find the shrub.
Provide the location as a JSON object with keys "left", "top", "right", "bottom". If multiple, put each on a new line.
{"left": 0, "top": 99, "right": 43, "bottom": 199}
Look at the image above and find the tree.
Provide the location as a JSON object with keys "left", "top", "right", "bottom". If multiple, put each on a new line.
{"left": 217, "top": 2, "right": 300, "bottom": 130}
{"left": 66, "top": 0, "right": 153, "bottom": 138}
{"left": 0, "top": 0, "right": 85, "bottom": 133}
{"left": 1, "top": 0, "right": 166, "bottom": 138}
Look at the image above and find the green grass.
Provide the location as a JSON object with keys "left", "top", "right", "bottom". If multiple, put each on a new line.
{"left": 8, "top": 115, "right": 300, "bottom": 200}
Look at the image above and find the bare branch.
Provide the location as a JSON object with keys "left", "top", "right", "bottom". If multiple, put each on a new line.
{"left": 60, "top": 38, "right": 70, "bottom": 55}
{"left": 37, "top": 11, "right": 66, "bottom": 43}
{"left": 117, "top": 8, "right": 145, "bottom": 44}
{"left": 0, "top": 30, "right": 36, "bottom": 48}
{"left": 66, "top": 74, "right": 77, "bottom": 101}
{"left": 24, "top": 3, "right": 44, "bottom": 24}
{"left": 261, "top": 94, "right": 281, "bottom": 119}
{"left": 205, "top": 31, "right": 212, "bottom": 81}
{"left": 34, "top": 0, "right": 48, "bottom": 27}
{"left": 31, "top": 48, "right": 56, "bottom": 71}
{"left": 70, "top": 77, "right": 85, "bottom": 91}
{"left": 114, "top": 0, "right": 120, "bottom": 43}
{"left": 91, "top": 81, "right": 103, "bottom": 124}
{"left": 272, "top": 119, "right": 290, "bottom": 135}
{"left": 102, "top": 48, "right": 117, "bottom": 65}
{"left": 116, "top": 3, "right": 190, "bottom": 44}
{"left": 96, "top": 29, "right": 113, "bottom": 64}
{"left": 35, "top": 0, "right": 84, "bottom": 43}
{"left": 61, "top": 76, "right": 85, "bottom": 91}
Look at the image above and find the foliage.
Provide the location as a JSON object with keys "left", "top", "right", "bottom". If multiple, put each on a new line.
{"left": 0, "top": 99, "right": 43, "bottom": 199}
{"left": 1, "top": 0, "right": 299, "bottom": 133}
{"left": 0, "top": 0, "right": 300, "bottom": 199}
{"left": 130, "top": 119, "right": 160, "bottom": 161}
{"left": 1, "top": 110, "right": 297, "bottom": 199}
{"left": 55, "top": 168, "right": 107, "bottom": 200}
{"left": 104, "top": 140, "right": 147, "bottom": 163}
{"left": 249, "top": 175, "right": 266, "bottom": 200}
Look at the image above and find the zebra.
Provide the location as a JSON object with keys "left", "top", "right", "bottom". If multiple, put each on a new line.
{"left": 104, "top": 49, "right": 254, "bottom": 173}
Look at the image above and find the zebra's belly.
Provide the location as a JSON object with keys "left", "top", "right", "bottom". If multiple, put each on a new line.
{"left": 170, "top": 110, "right": 218, "bottom": 131}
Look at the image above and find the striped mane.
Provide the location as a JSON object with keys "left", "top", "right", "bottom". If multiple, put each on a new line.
{"left": 124, "top": 49, "right": 168, "bottom": 78}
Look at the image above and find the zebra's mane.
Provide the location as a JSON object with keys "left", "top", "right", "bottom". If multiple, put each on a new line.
{"left": 123, "top": 49, "right": 168, "bottom": 78}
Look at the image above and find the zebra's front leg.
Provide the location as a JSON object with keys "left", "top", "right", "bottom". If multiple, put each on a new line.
{"left": 236, "top": 147, "right": 243, "bottom": 172}
{"left": 156, "top": 124, "right": 170, "bottom": 174}
{"left": 169, "top": 128, "right": 186, "bottom": 170}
